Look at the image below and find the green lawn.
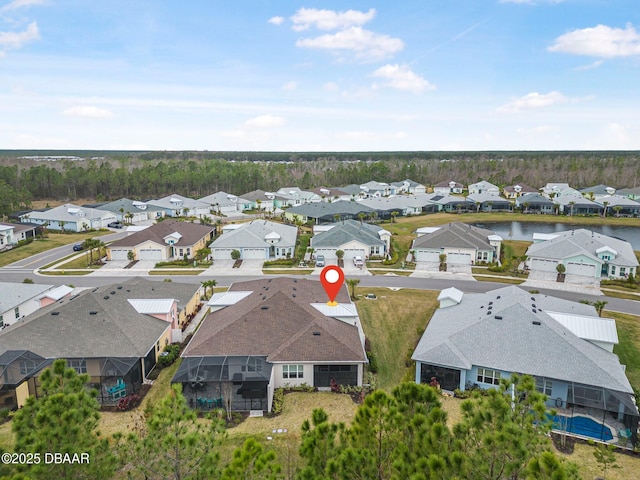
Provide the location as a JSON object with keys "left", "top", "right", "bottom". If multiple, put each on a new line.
{"left": 355, "top": 288, "right": 439, "bottom": 391}
{"left": 0, "top": 232, "right": 110, "bottom": 267}
{"left": 610, "top": 310, "right": 640, "bottom": 392}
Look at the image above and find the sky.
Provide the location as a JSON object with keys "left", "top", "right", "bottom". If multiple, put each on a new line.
{"left": 1, "top": 0, "right": 640, "bottom": 151}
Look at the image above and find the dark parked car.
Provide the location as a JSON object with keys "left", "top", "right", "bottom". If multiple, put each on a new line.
{"left": 108, "top": 222, "right": 124, "bottom": 228}
{"left": 73, "top": 243, "right": 84, "bottom": 251}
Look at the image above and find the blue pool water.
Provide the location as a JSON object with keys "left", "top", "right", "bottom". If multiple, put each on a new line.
{"left": 551, "top": 414, "right": 613, "bottom": 442}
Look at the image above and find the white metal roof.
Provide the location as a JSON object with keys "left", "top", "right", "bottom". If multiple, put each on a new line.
{"left": 545, "top": 311, "right": 619, "bottom": 345}
{"left": 207, "top": 291, "right": 253, "bottom": 306}
{"left": 39, "top": 285, "right": 74, "bottom": 301}
{"left": 437, "top": 287, "right": 463, "bottom": 305}
{"left": 128, "top": 298, "right": 175, "bottom": 314}
{"left": 416, "top": 226, "right": 440, "bottom": 236}
{"left": 311, "top": 303, "right": 359, "bottom": 317}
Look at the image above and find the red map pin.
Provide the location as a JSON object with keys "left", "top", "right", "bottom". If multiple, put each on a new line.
{"left": 320, "top": 265, "right": 344, "bottom": 306}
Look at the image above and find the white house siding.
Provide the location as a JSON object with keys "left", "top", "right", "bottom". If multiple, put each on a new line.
{"left": 272, "top": 363, "right": 314, "bottom": 388}
{"left": 242, "top": 248, "right": 267, "bottom": 260}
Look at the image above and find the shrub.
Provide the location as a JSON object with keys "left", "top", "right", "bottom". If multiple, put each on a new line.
{"left": 366, "top": 351, "right": 378, "bottom": 373}
{"left": 272, "top": 388, "right": 284, "bottom": 415}
{"left": 158, "top": 344, "right": 181, "bottom": 367}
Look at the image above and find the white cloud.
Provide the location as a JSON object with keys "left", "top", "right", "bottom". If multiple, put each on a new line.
{"left": 549, "top": 24, "right": 640, "bottom": 58}
{"left": 62, "top": 106, "right": 114, "bottom": 118}
{"left": 573, "top": 59, "right": 604, "bottom": 71}
{"left": 296, "top": 26, "right": 404, "bottom": 62}
{"left": 0, "top": 0, "right": 46, "bottom": 11}
{"left": 516, "top": 125, "right": 556, "bottom": 134}
{"left": 244, "top": 114, "right": 285, "bottom": 128}
{"left": 291, "top": 8, "right": 375, "bottom": 32}
{"left": 282, "top": 81, "right": 297, "bottom": 91}
{"left": 323, "top": 82, "right": 340, "bottom": 92}
{"left": 0, "top": 21, "right": 40, "bottom": 51}
{"left": 268, "top": 16, "right": 284, "bottom": 26}
{"left": 498, "top": 91, "right": 568, "bottom": 113}
{"left": 371, "top": 64, "right": 435, "bottom": 94}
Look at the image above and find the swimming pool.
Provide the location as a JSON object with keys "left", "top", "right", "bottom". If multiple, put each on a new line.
{"left": 551, "top": 414, "right": 614, "bottom": 442}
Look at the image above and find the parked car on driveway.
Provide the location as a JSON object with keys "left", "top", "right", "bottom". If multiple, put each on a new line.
{"left": 315, "top": 254, "right": 325, "bottom": 267}
{"left": 108, "top": 222, "right": 124, "bottom": 228}
{"left": 73, "top": 243, "right": 84, "bottom": 251}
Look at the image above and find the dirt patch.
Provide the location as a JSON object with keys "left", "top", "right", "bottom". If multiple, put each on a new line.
{"left": 551, "top": 432, "right": 576, "bottom": 454}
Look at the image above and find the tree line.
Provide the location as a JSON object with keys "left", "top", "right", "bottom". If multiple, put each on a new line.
{"left": 1, "top": 360, "right": 598, "bottom": 480}
{"left": 1, "top": 151, "right": 639, "bottom": 216}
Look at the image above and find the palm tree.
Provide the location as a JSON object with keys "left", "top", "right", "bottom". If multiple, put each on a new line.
{"left": 613, "top": 205, "right": 623, "bottom": 217}
{"left": 568, "top": 201, "right": 575, "bottom": 216}
{"left": 346, "top": 278, "right": 360, "bottom": 300}
{"left": 358, "top": 212, "right": 366, "bottom": 225}
{"left": 336, "top": 250, "right": 344, "bottom": 267}
{"left": 390, "top": 211, "right": 399, "bottom": 223}
{"left": 522, "top": 202, "right": 530, "bottom": 214}
{"left": 439, "top": 253, "right": 447, "bottom": 272}
{"left": 201, "top": 279, "right": 217, "bottom": 299}
{"left": 59, "top": 220, "right": 66, "bottom": 233}
{"left": 593, "top": 300, "right": 608, "bottom": 316}
{"left": 602, "top": 201, "right": 609, "bottom": 217}
{"left": 334, "top": 213, "right": 341, "bottom": 224}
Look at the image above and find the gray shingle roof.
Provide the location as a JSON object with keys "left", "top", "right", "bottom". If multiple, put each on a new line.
{"left": 311, "top": 219, "right": 385, "bottom": 248}
{"left": 209, "top": 220, "right": 297, "bottom": 249}
{"left": 286, "top": 201, "right": 374, "bottom": 219}
{"left": 0, "top": 278, "right": 198, "bottom": 358}
{"left": 412, "top": 285, "right": 633, "bottom": 394}
{"left": 183, "top": 278, "right": 366, "bottom": 363}
{"left": 412, "top": 222, "right": 497, "bottom": 250}
{"left": 99, "top": 198, "right": 165, "bottom": 215}
{"left": 0, "top": 283, "right": 54, "bottom": 314}
{"left": 526, "top": 229, "right": 638, "bottom": 267}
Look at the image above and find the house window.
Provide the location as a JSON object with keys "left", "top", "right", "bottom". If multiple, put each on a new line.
{"left": 179, "top": 249, "right": 184, "bottom": 257}
{"left": 14, "top": 307, "right": 19, "bottom": 319}
{"left": 0, "top": 315, "right": 3, "bottom": 327}
{"left": 535, "top": 378, "right": 553, "bottom": 396}
{"left": 186, "top": 248, "right": 191, "bottom": 256}
{"left": 611, "top": 266, "right": 616, "bottom": 275}
{"left": 477, "top": 368, "right": 500, "bottom": 385}
{"left": 68, "top": 359, "right": 87, "bottom": 374}
{"left": 620, "top": 267, "right": 626, "bottom": 276}
{"left": 282, "top": 364, "right": 303, "bottom": 379}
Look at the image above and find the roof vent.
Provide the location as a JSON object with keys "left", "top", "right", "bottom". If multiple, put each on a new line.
{"left": 292, "top": 294, "right": 296, "bottom": 298}
{"left": 496, "top": 296, "right": 501, "bottom": 299}
{"left": 117, "top": 286, "right": 123, "bottom": 290}
{"left": 532, "top": 304, "right": 536, "bottom": 308}
{"left": 51, "top": 311, "right": 59, "bottom": 316}
{"left": 110, "top": 291, "right": 116, "bottom": 295}
{"left": 293, "top": 287, "right": 297, "bottom": 291}
{"left": 89, "top": 311, "right": 98, "bottom": 315}
{"left": 104, "top": 296, "right": 109, "bottom": 300}
{"left": 532, "top": 320, "right": 541, "bottom": 326}
{"left": 313, "top": 331, "right": 321, "bottom": 336}
{"left": 480, "top": 305, "right": 484, "bottom": 309}
{"left": 531, "top": 297, "right": 536, "bottom": 301}
{"left": 488, "top": 301, "right": 493, "bottom": 305}
{"left": 91, "top": 288, "right": 98, "bottom": 292}
{"left": 261, "top": 306, "right": 268, "bottom": 310}
{"left": 293, "top": 279, "right": 297, "bottom": 283}
{"left": 494, "top": 315, "right": 502, "bottom": 320}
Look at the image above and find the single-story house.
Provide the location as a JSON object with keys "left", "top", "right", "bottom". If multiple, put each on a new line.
{"left": 540, "top": 183, "right": 581, "bottom": 199}
{"left": 0, "top": 283, "right": 73, "bottom": 328}
{"left": 107, "top": 219, "right": 215, "bottom": 262}
{"left": 310, "top": 219, "right": 390, "bottom": 260}
{"left": 209, "top": 220, "right": 297, "bottom": 260}
{"left": 593, "top": 195, "right": 640, "bottom": 217}
{"left": 172, "top": 277, "right": 367, "bottom": 412}
{"left": 426, "top": 194, "right": 474, "bottom": 213}
{"left": 96, "top": 198, "right": 166, "bottom": 223}
{"left": 0, "top": 222, "right": 38, "bottom": 250}
{"left": 198, "top": 191, "right": 253, "bottom": 215}
{"left": 616, "top": 187, "right": 640, "bottom": 201}
{"left": 515, "top": 193, "right": 555, "bottom": 214}
{"left": 359, "top": 195, "right": 437, "bottom": 218}
{"left": 580, "top": 184, "right": 616, "bottom": 198}
{"left": 466, "top": 193, "right": 513, "bottom": 212}
{"left": 526, "top": 228, "right": 638, "bottom": 280}
{"left": 503, "top": 183, "right": 537, "bottom": 199}
{"left": 391, "top": 179, "right": 427, "bottom": 195}
{"left": 332, "top": 185, "right": 368, "bottom": 202}
{"left": 433, "top": 180, "right": 464, "bottom": 196}
{"left": 467, "top": 180, "right": 500, "bottom": 196}
{"left": 359, "top": 181, "right": 394, "bottom": 197}
{"left": 146, "top": 194, "right": 211, "bottom": 218}
{"left": 240, "top": 190, "right": 277, "bottom": 212}
{"left": 284, "top": 201, "right": 375, "bottom": 225}
{"left": 19, "top": 204, "right": 117, "bottom": 232}
{"left": 0, "top": 278, "right": 201, "bottom": 408}
{"left": 412, "top": 222, "right": 502, "bottom": 265}
{"left": 553, "top": 194, "right": 602, "bottom": 215}
{"left": 412, "top": 285, "right": 638, "bottom": 445}
{"left": 310, "top": 187, "right": 338, "bottom": 202}
{"left": 274, "top": 187, "right": 321, "bottom": 208}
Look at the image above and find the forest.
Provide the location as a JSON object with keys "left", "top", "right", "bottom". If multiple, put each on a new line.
{"left": 0, "top": 150, "right": 639, "bottom": 216}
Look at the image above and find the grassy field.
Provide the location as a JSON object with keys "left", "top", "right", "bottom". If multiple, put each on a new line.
{"left": 0, "top": 232, "right": 110, "bottom": 267}
{"left": 355, "top": 287, "right": 439, "bottom": 391}
{"left": 610, "top": 310, "right": 640, "bottom": 392}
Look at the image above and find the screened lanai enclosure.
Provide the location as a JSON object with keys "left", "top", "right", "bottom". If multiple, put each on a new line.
{"left": 550, "top": 380, "right": 640, "bottom": 449}
{"left": 172, "top": 356, "right": 272, "bottom": 412}
{"left": 0, "top": 350, "right": 49, "bottom": 409}
{"left": 28, "top": 357, "right": 144, "bottom": 406}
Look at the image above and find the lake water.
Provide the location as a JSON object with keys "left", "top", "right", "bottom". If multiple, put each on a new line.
{"left": 471, "top": 221, "right": 640, "bottom": 250}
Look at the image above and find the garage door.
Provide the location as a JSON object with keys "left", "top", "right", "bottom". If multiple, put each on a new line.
{"left": 566, "top": 262, "right": 596, "bottom": 277}
{"left": 530, "top": 258, "right": 557, "bottom": 272}
{"left": 415, "top": 250, "right": 441, "bottom": 262}
{"left": 139, "top": 248, "right": 164, "bottom": 261}
{"left": 212, "top": 248, "right": 233, "bottom": 260}
{"left": 341, "top": 248, "right": 366, "bottom": 260}
{"left": 110, "top": 249, "right": 130, "bottom": 261}
{"left": 447, "top": 252, "right": 472, "bottom": 265}
{"left": 313, "top": 248, "right": 336, "bottom": 260}
{"left": 242, "top": 248, "right": 266, "bottom": 260}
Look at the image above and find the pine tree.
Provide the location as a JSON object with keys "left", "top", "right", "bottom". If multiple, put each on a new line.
{"left": 221, "top": 438, "right": 282, "bottom": 480}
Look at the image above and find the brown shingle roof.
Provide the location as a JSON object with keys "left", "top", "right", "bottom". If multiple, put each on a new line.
{"left": 184, "top": 278, "right": 366, "bottom": 363}
{"left": 109, "top": 219, "right": 214, "bottom": 248}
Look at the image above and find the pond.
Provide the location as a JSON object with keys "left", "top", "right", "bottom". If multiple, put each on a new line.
{"left": 470, "top": 221, "right": 640, "bottom": 250}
